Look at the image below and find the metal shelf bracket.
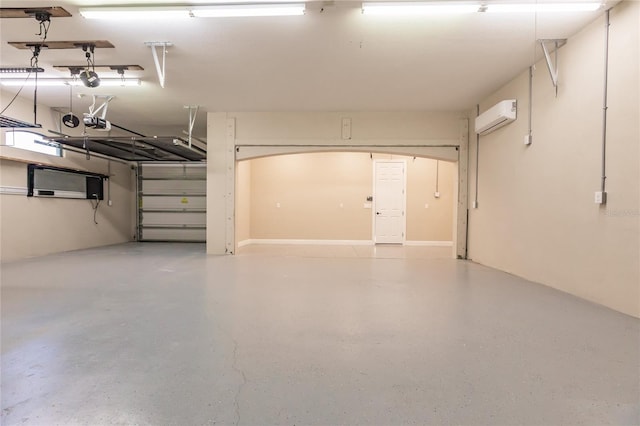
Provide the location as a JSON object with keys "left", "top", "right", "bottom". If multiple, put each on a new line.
{"left": 538, "top": 39, "right": 567, "bottom": 97}
{"left": 184, "top": 105, "right": 199, "bottom": 148}
{"left": 145, "top": 42, "right": 172, "bottom": 88}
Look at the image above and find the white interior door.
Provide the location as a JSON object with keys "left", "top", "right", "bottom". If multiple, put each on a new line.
{"left": 374, "top": 160, "right": 406, "bottom": 244}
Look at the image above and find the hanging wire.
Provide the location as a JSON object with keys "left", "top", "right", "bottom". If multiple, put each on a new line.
{"left": 91, "top": 195, "right": 101, "bottom": 224}
{"left": 117, "top": 68, "right": 126, "bottom": 84}
{"left": 0, "top": 71, "right": 32, "bottom": 115}
{"left": 30, "top": 45, "right": 42, "bottom": 123}
{"left": 86, "top": 45, "right": 98, "bottom": 74}
{"left": 35, "top": 14, "right": 51, "bottom": 40}
{"left": 32, "top": 13, "right": 51, "bottom": 123}
{"left": 69, "top": 80, "right": 73, "bottom": 112}
{"left": 1, "top": 13, "right": 51, "bottom": 118}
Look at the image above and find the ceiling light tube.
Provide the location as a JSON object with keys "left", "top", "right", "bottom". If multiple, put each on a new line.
{"left": 191, "top": 3, "right": 305, "bottom": 17}
{"left": 486, "top": 3, "right": 602, "bottom": 13}
{"left": 362, "top": 2, "right": 480, "bottom": 15}
{"left": 0, "top": 78, "right": 142, "bottom": 87}
{"left": 79, "top": 7, "right": 191, "bottom": 20}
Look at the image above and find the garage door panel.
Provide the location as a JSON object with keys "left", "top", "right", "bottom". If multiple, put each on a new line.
{"left": 141, "top": 165, "right": 206, "bottom": 179}
{"left": 142, "top": 212, "right": 206, "bottom": 226}
{"left": 142, "top": 196, "right": 206, "bottom": 210}
{"left": 141, "top": 228, "right": 206, "bottom": 242}
{"left": 138, "top": 163, "right": 206, "bottom": 242}
{"left": 142, "top": 180, "right": 205, "bottom": 195}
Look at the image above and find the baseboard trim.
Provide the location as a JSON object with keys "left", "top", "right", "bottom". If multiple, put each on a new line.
{"left": 237, "top": 239, "right": 252, "bottom": 248}
{"left": 239, "top": 239, "right": 452, "bottom": 247}
{"left": 241, "top": 239, "right": 375, "bottom": 246}
{"left": 404, "top": 240, "right": 453, "bottom": 247}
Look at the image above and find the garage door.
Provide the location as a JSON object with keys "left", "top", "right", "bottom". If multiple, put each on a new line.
{"left": 138, "top": 163, "right": 206, "bottom": 242}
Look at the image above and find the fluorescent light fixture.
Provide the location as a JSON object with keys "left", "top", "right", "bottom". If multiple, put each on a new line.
{"left": 0, "top": 67, "right": 45, "bottom": 73}
{"left": 191, "top": 3, "right": 305, "bottom": 17}
{"left": 362, "top": 2, "right": 480, "bottom": 15}
{"left": 80, "top": 3, "right": 305, "bottom": 19}
{"left": 79, "top": 7, "right": 191, "bottom": 20}
{"left": 0, "top": 78, "right": 142, "bottom": 87}
{"left": 486, "top": 2, "right": 602, "bottom": 13}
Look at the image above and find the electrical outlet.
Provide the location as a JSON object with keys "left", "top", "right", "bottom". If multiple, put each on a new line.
{"left": 472, "top": 201, "right": 478, "bottom": 209}
{"left": 524, "top": 134, "right": 532, "bottom": 145}
{"left": 434, "top": 192, "right": 440, "bottom": 198}
{"left": 594, "top": 191, "right": 607, "bottom": 204}
{"left": 108, "top": 200, "right": 113, "bottom": 206}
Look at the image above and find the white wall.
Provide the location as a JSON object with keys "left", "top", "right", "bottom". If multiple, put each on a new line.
{"left": 0, "top": 90, "right": 135, "bottom": 262}
{"left": 238, "top": 152, "right": 455, "bottom": 243}
{"left": 467, "top": 1, "right": 639, "bottom": 317}
{"left": 235, "top": 159, "right": 251, "bottom": 244}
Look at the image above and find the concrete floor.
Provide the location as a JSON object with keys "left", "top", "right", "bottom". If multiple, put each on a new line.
{"left": 1, "top": 243, "right": 638, "bottom": 425}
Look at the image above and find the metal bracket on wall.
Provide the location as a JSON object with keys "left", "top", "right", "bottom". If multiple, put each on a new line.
{"left": 184, "top": 105, "right": 199, "bottom": 148}
{"left": 88, "top": 95, "right": 114, "bottom": 120}
{"left": 144, "top": 42, "right": 172, "bottom": 88}
{"left": 538, "top": 39, "right": 567, "bottom": 97}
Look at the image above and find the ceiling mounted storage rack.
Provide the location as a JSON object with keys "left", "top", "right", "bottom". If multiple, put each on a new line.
{"left": 8, "top": 40, "right": 114, "bottom": 50}
{"left": 45, "top": 136, "right": 206, "bottom": 162}
{"left": 0, "top": 7, "right": 71, "bottom": 18}
{"left": 54, "top": 64, "right": 144, "bottom": 72}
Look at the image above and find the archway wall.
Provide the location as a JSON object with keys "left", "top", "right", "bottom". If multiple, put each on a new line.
{"left": 236, "top": 152, "right": 457, "bottom": 245}
{"left": 207, "top": 112, "right": 468, "bottom": 256}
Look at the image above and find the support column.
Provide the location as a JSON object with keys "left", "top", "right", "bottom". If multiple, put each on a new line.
{"left": 225, "top": 118, "right": 236, "bottom": 254}
{"left": 456, "top": 118, "right": 469, "bottom": 259}
{"left": 206, "top": 112, "right": 228, "bottom": 254}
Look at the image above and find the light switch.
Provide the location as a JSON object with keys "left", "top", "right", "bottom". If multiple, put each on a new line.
{"left": 424, "top": 203, "right": 429, "bottom": 209}
{"left": 276, "top": 202, "right": 281, "bottom": 208}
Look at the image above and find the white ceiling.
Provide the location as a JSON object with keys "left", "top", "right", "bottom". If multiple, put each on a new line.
{"left": 0, "top": 0, "right": 614, "bottom": 139}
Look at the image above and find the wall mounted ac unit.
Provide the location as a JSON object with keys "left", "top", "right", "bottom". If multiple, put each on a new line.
{"left": 475, "top": 99, "right": 517, "bottom": 136}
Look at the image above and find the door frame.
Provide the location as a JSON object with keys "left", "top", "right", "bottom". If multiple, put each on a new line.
{"left": 372, "top": 159, "right": 407, "bottom": 245}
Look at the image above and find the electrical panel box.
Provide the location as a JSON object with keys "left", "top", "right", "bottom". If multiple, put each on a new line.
{"left": 86, "top": 176, "right": 104, "bottom": 200}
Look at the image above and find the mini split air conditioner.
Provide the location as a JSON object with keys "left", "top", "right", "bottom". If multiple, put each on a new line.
{"left": 475, "top": 99, "right": 517, "bottom": 136}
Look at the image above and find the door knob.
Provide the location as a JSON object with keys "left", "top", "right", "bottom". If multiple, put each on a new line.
{"left": 376, "top": 212, "right": 381, "bottom": 215}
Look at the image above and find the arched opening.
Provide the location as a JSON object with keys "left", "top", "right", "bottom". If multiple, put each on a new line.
{"left": 235, "top": 151, "right": 458, "bottom": 258}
